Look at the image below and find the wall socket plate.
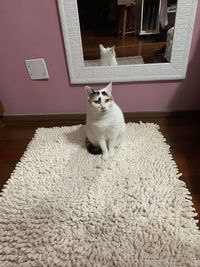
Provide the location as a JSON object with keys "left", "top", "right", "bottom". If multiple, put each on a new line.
{"left": 25, "top": 58, "right": 49, "bottom": 80}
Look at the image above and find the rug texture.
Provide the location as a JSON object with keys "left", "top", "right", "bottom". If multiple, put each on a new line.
{"left": 84, "top": 56, "right": 144, "bottom": 67}
{"left": 0, "top": 123, "right": 200, "bottom": 266}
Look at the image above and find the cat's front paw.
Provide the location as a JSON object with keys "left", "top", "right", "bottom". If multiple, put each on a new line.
{"left": 109, "top": 149, "right": 114, "bottom": 157}
{"left": 102, "top": 153, "right": 109, "bottom": 161}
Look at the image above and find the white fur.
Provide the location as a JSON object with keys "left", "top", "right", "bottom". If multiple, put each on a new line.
{"left": 85, "top": 82, "right": 125, "bottom": 160}
{"left": 99, "top": 44, "right": 118, "bottom": 66}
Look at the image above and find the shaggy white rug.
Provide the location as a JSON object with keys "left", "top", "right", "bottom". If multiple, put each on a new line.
{"left": 0, "top": 123, "right": 200, "bottom": 267}
{"left": 84, "top": 56, "right": 144, "bottom": 67}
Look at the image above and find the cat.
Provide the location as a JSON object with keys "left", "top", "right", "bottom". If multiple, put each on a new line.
{"left": 99, "top": 44, "right": 118, "bottom": 66}
{"left": 85, "top": 82, "right": 125, "bottom": 160}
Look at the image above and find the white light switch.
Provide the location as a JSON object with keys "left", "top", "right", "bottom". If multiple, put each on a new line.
{"left": 25, "top": 58, "right": 49, "bottom": 80}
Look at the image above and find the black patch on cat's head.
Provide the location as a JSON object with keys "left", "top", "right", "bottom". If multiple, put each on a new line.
{"left": 91, "top": 90, "right": 100, "bottom": 96}
{"left": 102, "top": 91, "right": 108, "bottom": 96}
{"left": 88, "top": 90, "right": 100, "bottom": 102}
{"left": 98, "top": 97, "right": 101, "bottom": 103}
{"left": 91, "top": 89, "right": 100, "bottom": 96}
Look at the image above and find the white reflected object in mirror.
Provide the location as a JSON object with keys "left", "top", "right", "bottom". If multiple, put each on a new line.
{"left": 164, "top": 27, "right": 174, "bottom": 62}
{"left": 99, "top": 44, "right": 118, "bottom": 66}
{"left": 57, "top": 0, "right": 198, "bottom": 84}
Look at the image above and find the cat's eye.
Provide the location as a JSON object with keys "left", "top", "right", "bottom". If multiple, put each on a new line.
{"left": 105, "top": 99, "right": 110, "bottom": 103}
{"left": 94, "top": 100, "right": 99, "bottom": 104}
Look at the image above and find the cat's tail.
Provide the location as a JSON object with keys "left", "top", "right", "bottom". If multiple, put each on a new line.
{"left": 86, "top": 137, "right": 102, "bottom": 155}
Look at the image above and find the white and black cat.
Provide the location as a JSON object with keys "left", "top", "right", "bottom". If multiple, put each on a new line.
{"left": 99, "top": 44, "right": 118, "bottom": 66}
{"left": 85, "top": 82, "right": 125, "bottom": 160}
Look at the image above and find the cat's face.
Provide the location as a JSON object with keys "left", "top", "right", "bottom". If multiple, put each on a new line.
{"left": 99, "top": 44, "right": 116, "bottom": 57}
{"left": 99, "top": 44, "right": 118, "bottom": 66}
{"left": 85, "top": 82, "right": 113, "bottom": 113}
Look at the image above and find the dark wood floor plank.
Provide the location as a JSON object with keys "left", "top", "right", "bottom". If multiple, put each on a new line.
{"left": 0, "top": 162, "right": 17, "bottom": 190}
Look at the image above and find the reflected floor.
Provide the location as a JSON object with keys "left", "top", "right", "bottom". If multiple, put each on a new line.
{"left": 81, "top": 32, "right": 167, "bottom": 64}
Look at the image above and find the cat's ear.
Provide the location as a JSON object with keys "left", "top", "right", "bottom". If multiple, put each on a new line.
{"left": 106, "top": 82, "right": 112, "bottom": 95}
{"left": 111, "top": 45, "right": 115, "bottom": 53}
{"left": 85, "top": 86, "right": 95, "bottom": 99}
{"left": 99, "top": 44, "right": 105, "bottom": 52}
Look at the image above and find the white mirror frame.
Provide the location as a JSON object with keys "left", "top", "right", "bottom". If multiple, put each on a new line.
{"left": 58, "top": 0, "right": 198, "bottom": 84}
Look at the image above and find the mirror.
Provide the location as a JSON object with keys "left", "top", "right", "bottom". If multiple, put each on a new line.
{"left": 57, "top": 0, "right": 198, "bottom": 83}
{"left": 78, "top": 0, "right": 177, "bottom": 67}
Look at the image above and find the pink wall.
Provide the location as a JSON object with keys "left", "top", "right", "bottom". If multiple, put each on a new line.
{"left": 0, "top": 0, "right": 200, "bottom": 116}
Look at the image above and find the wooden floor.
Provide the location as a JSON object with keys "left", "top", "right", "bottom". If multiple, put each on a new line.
{"left": 81, "top": 33, "right": 167, "bottom": 63}
{"left": 0, "top": 113, "right": 200, "bottom": 229}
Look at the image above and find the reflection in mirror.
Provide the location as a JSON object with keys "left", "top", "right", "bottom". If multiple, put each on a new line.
{"left": 77, "top": 0, "right": 177, "bottom": 67}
